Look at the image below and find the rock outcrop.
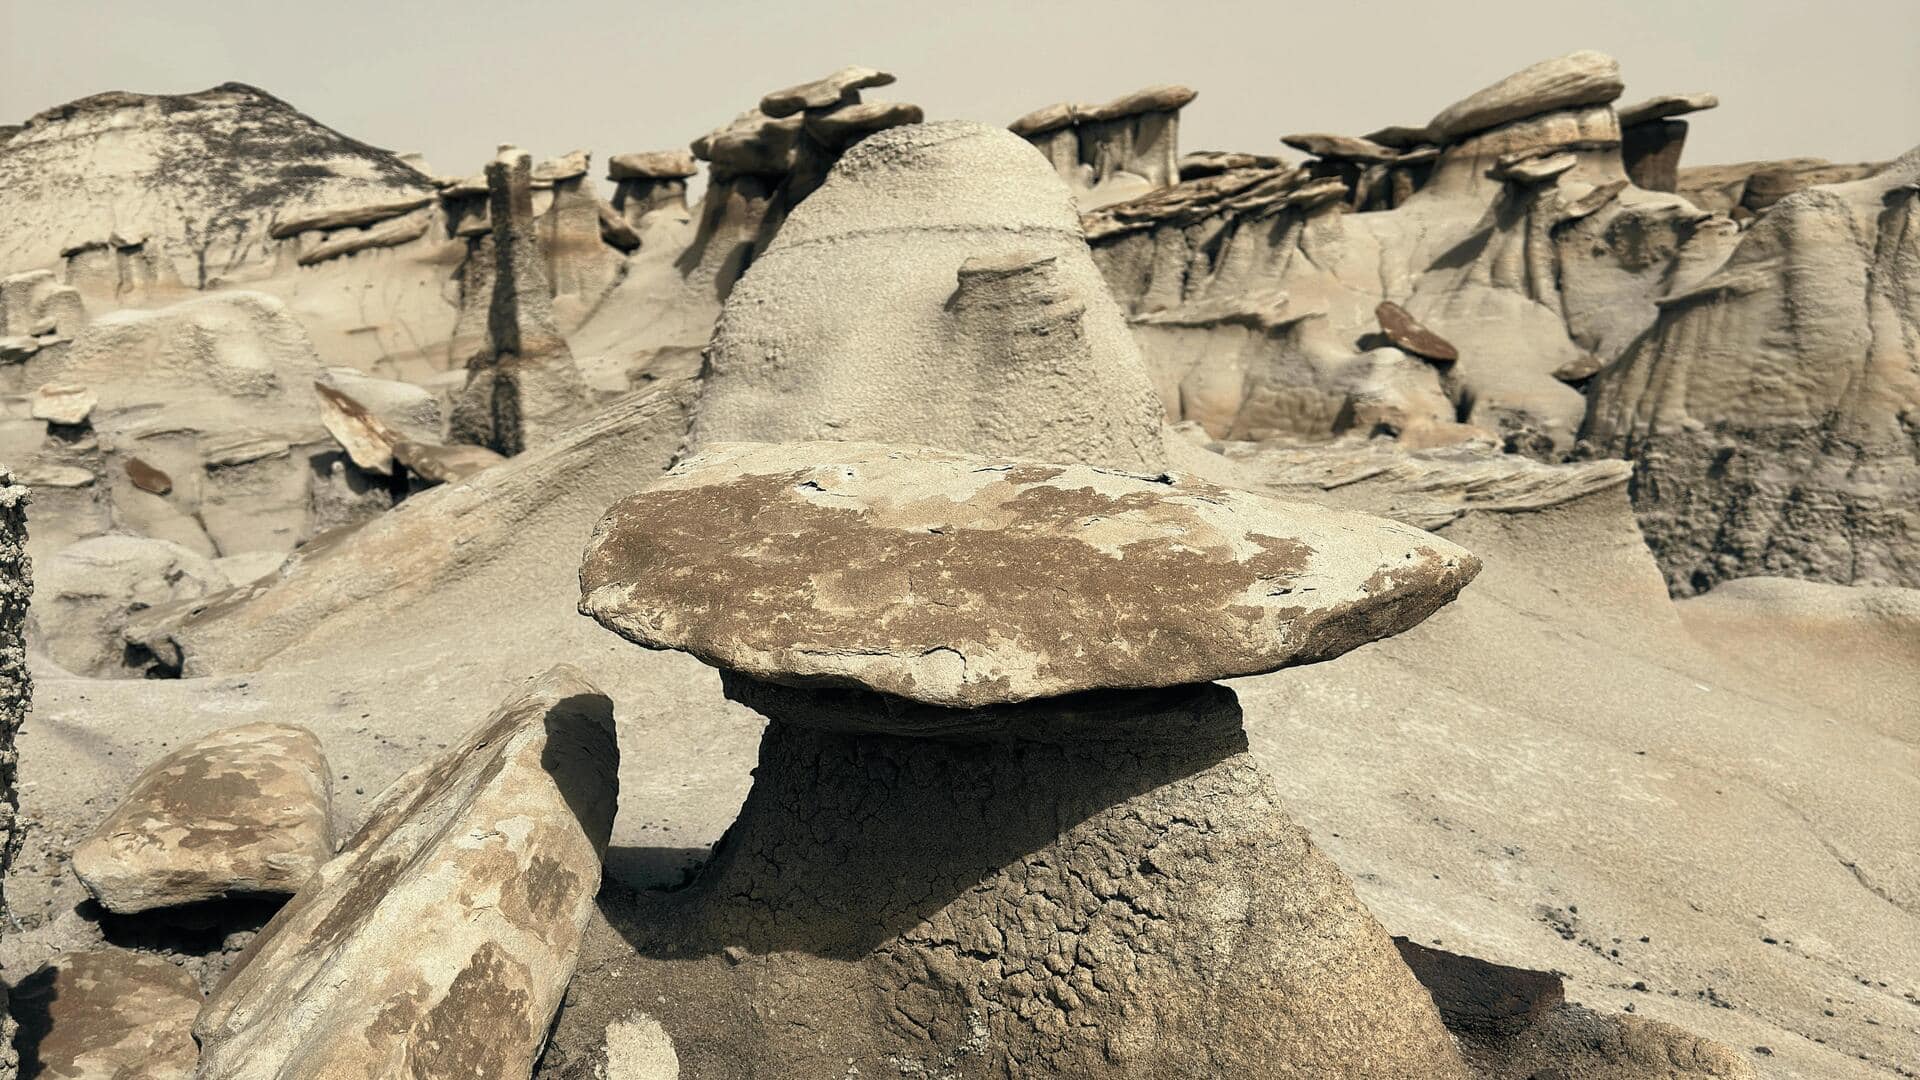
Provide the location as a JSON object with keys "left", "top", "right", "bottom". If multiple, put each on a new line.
{"left": 70, "top": 722, "right": 332, "bottom": 912}
{"left": 693, "top": 121, "right": 1173, "bottom": 473}
{"left": 1012, "top": 84, "right": 1197, "bottom": 209}
{"left": 193, "top": 666, "right": 617, "bottom": 1080}
{"left": 569, "top": 439, "right": 1481, "bottom": 1077}
{"left": 448, "top": 147, "right": 594, "bottom": 456}
{"left": 1584, "top": 145, "right": 1920, "bottom": 592}
{"left": 7, "top": 947, "right": 203, "bottom": 1080}
{"left": 34, "top": 534, "right": 231, "bottom": 677}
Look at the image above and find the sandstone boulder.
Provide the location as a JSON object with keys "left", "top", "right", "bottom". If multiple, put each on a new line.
{"left": 581, "top": 441, "right": 1479, "bottom": 709}
{"left": 29, "top": 383, "right": 97, "bottom": 425}
{"left": 70, "top": 722, "right": 332, "bottom": 912}
{"left": 7, "top": 948, "right": 201, "bottom": 1080}
{"left": 194, "top": 665, "right": 617, "bottom": 1080}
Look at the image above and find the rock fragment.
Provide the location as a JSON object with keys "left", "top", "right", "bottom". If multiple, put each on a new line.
{"left": 125, "top": 456, "right": 172, "bottom": 495}
{"left": 70, "top": 722, "right": 332, "bottom": 912}
{"left": 193, "top": 666, "right": 617, "bottom": 1080}
{"left": 30, "top": 382, "right": 97, "bottom": 424}
{"left": 760, "top": 65, "right": 895, "bottom": 117}
{"left": 1376, "top": 300, "right": 1460, "bottom": 362}
{"left": 269, "top": 194, "right": 434, "bottom": 238}
{"left": 582, "top": 441, "right": 1479, "bottom": 710}
{"left": 7, "top": 948, "right": 202, "bottom": 1080}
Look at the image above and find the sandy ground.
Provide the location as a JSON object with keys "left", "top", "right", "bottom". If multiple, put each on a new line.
{"left": 2, "top": 484, "right": 1914, "bottom": 1079}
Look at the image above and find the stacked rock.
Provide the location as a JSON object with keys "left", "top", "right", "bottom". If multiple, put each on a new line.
{"left": 578, "top": 440, "right": 1484, "bottom": 1077}
{"left": 684, "top": 65, "right": 923, "bottom": 290}
{"left": 606, "top": 150, "right": 698, "bottom": 232}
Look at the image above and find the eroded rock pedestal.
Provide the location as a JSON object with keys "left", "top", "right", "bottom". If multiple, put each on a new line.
{"left": 563, "top": 680, "right": 1471, "bottom": 1078}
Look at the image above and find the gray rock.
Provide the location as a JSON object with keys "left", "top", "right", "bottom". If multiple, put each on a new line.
{"left": 35, "top": 534, "right": 229, "bottom": 677}
{"left": 1615, "top": 91, "right": 1719, "bottom": 128}
{"left": 29, "top": 382, "right": 96, "bottom": 425}
{"left": 70, "top": 722, "right": 332, "bottom": 912}
{"left": 1427, "top": 51, "right": 1625, "bottom": 142}
{"left": 607, "top": 150, "right": 698, "bottom": 180}
{"left": 803, "top": 99, "right": 923, "bottom": 147}
{"left": 193, "top": 666, "right": 617, "bottom": 1080}
{"left": 8, "top": 948, "right": 201, "bottom": 1080}
{"left": 269, "top": 194, "right": 434, "bottom": 239}
{"left": 580, "top": 441, "right": 1480, "bottom": 709}
{"left": 1282, "top": 132, "right": 1401, "bottom": 163}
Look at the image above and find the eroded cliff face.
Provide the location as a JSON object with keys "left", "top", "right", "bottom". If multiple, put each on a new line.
{"left": 1584, "top": 146, "right": 1920, "bottom": 593}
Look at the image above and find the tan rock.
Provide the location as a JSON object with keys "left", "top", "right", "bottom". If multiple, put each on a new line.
{"left": 294, "top": 210, "right": 429, "bottom": 266}
{"left": 392, "top": 439, "right": 506, "bottom": 484}
{"left": 29, "top": 382, "right": 97, "bottom": 425}
{"left": 194, "top": 666, "right": 618, "bottom": 1080}
{"left": 1376, "top": 300, "right": 1460, "bottom": 361}
{"left": 8, "top": 948, "right": 201, "bottom": 1080}
{"left": 268, "top": 194, "right": 434, "bottom": 239}
{"left": 531, "top": 149, "right": 591, "bottom": 183}
{"left": 1427, "top": 50, "right": 1625, "bottom": 142}
{"left": 759, "top": 65, "right": 895, "bottom": 118}
{"left": 70, "top": 722, "right": 331, "bottom": 912}
{"left": 1494, "top": 150, "right": 1578, "bottom": 184}
{"left": 803, "top": 99, "right": 924, "bottom": 147}
{"left": 690, "top": 109, "right": 804, "bottom": 177}
{"left": 580, "top": 441, "right": 1479, "bottom": 709}
{"left": 36, "top": 534, "right": 229, "bottom": 678}
{"left": 607, "top": 150, "right": 698, "bottom": 180}
{"left": 1282, "top": 132, "right": 1400, "bottom": 163}
{"left": 1079, "top": 83, "right": 1197, "bottom": 122}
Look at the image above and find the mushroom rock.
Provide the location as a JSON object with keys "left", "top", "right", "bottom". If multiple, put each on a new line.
{"left": 679, "top": 108, "right": 803, "bottom": 289}
{"left": 70, "top": 722, "right": 332, "bottom": 911}
{"left": 572, "top": 439, "right": 1480, "bottom": 1077}
{"left": 1584, "top": 145, "right": 1920, "bottom": 593}
{"left": 1425, "top": 50, "right": 1625, "bottom": 144}
{"left": 532, "top": 149, "right": 625, "bottom": 326}
{"left": 1177, "top": 149, "right": 1288, "bottom": 179}
{"left": 608, "top": 150, "right": 699, "bottom": 231}
{"left": 759, "top": 64, "right": 896, "bottom": 117}
{"left": 0, "top": 83, "right": 434, "bottom": 282}
{"left": 448, "top": 146, "right": 593, "bottom": 456}
{"left": 1614, "top": 94, "right": 1716, "bottom": 194}
{"left": 1012, "top": 84, "right": 1197, "bottom": 209}
{"left": 693, "top": 121, "right": 1173, "bottom": 474}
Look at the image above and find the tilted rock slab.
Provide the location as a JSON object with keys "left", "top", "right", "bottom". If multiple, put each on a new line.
{"left": 1426, "top": 50, "right": 1625, "bottom": 142}
{"left": 193, "top": 665, "right": 617, "bottom": 1080}
{"left": 9, "top": 948, "right": 202, "bottom": 1080}
{"left": 70, "top": 722, "right": 331, "bottom": 912}
{"left": 691, "top": 121, "right": 1173, "bottom": 474}
{"left": 581, "top": 441, "right": 1480, "bottom": 709}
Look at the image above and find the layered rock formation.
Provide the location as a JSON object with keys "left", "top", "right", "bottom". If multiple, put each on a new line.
{"left": 573, "top": 440, "right": 1482, "bottom": 1077}
{"left": 1012, "top": 84, "right": 1197, "bottom": 209}
{"left": 693, "top": 121, "right": 1173, "bottom": 473}
{"left": 1584, "top": 145, "right": 1920, "bottom": 592}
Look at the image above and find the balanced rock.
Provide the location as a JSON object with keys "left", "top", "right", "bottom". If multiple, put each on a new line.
{"left": 692, "top": 121, "right": 1174, "bottom": 474}
{"left": 30, "top": 382, "right": 97, "bottom": 425}
{"left": 70, "top": 722, "right": 332, "bottom": 912}
{"left": 760, "top": 65, "right": 895, "bottom": 117}
{"left": 568, "top": 440, "right": 1480, "bottom": 1077}
{"left": 582, "top": 441, "right": 1479, "bottom": 709}
{"left": 1376, "top": 300, "right": 1460, "bottom": 362}
{"left": 194, "top": 665, "right": 617, "bottom": 1080}
{"left": 607, "top": 150, "right": 698, "bottom": 180}
{"left": 7, "top": 948, "right": 201, "bottom": 1080}
{"left": 1426, "top": 50, "right": 1625, "bottom": 142}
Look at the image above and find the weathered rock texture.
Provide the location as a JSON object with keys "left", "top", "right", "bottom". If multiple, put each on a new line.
{"left": 693, "top": 121, "right": 1174, "bottom": 473}
{"left": 581, "top": 441, "right": 1480, "bottom": 708}
{"left": 558, "top": 682, "right": 1473, "bottom": 1079}
{"left": 449, "top": 147, "right": 593, "bottom": 455}
{"left": 1584, "top": 145, "right": 1920, "bottom": 592}
{"left": 0, "top": 469, "right": 26, "bottom": 925}
{"left": 70, "top": 722, "right": 332, "bottom": 912}
{"left": 8, "top": 947, "right": 203, "bottom": 1080}
{"left": 35, "top": 534, "right": 230, "bottom": 677}
{"left": 1012, "top": 85, "right": 1197, "bottom": 209}
{"left": 193, "top": 665, "right": 617, "bottom": 1079}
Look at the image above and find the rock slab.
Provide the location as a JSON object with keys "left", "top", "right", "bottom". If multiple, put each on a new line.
{"left": 8, "top": 948, "right": 202, "bottom": 1080}
{"left": 193, "top": 665, "right": 618, "bottom": 1080}
{"left": 70, "top": 722, "right": 332, "bottom": 913}
{"left": 581, "top": 441, "right": 1480, "bottom": 708}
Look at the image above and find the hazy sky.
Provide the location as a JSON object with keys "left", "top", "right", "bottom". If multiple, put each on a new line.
{"left": 5, "top": 0, "right": 1916, "bottom": 181}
